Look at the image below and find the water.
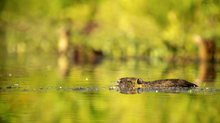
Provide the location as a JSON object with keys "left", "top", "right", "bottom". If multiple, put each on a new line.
{"left": 0, "top": 55, "right": 220, "bottom": 123}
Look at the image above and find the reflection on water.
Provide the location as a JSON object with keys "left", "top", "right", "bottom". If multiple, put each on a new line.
{"left": 196, "top": 62, "right": 216, "bottom": 84}
{"left": 0, "top": 55, "right": 220, "bottom": 123}
{"left": 58, "top": 54, "right": 71, "bottom": 78}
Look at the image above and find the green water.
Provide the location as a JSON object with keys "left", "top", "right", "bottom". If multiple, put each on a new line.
{"left": 0, "top": 55, "right": 220, "bottom": 123}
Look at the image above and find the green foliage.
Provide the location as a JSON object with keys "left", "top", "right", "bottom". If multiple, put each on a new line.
{"left": 0, "top": 0, "right": 220, "bottom": 59}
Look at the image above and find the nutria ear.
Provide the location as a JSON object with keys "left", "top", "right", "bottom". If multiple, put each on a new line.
{"left": 137, "top": 78, "right": 143, "bottom": 84}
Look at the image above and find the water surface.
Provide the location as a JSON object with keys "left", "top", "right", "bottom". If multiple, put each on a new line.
{"left": 0, "top": 55, "right": 220, "bottom": 123}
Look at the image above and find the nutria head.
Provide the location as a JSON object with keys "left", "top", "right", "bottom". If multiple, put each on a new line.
{"left": 115, "top": 77, "right": 144, "bottom": 94}
{"left": 117, "top": 77, "right": 144, "bottom": 88}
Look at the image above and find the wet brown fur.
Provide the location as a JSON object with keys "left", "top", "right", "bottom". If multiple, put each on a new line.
{"left": 117, "top": 77, "right": 198, "bottom": 88}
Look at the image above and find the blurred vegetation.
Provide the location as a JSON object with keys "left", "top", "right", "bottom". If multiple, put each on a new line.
{"left": 0, "top": 0, "right": 220, "bottom": 59}
{"left": 1, "top": 1, "right": 220, "bottom": 122}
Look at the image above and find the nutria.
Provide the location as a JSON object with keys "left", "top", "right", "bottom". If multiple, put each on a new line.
{"left": 117, "top": 77, "right": 198, "bottom": 89}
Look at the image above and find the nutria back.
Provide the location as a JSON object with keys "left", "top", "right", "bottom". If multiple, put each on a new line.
{"left": 117, "top": 77, "right": 198, "bottom": 88}
{"left": 145, "top": 79, "right": 198, "bottom": 88}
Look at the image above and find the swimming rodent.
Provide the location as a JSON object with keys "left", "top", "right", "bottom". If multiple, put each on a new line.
{"left": 117, "top": 77, "right": 198, "bottom": 88}
{"left": 116, "top": 77, "right": 198, "bottom": 94}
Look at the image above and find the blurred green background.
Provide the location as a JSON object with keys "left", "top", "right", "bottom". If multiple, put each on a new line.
{"left": 0, "top": 0, "right": 220, "bottom": 59}
{"left": 1, "top": 0, "right": 220, "bottom": 123}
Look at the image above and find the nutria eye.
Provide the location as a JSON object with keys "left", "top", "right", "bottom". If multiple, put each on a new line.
{"left": 137, "top": 79, "right": 143, "bottom": 84}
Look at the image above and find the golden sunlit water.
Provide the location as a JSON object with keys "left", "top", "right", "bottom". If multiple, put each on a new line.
{"left": 0, "top": 55, "right": 220, "bottom": 123}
